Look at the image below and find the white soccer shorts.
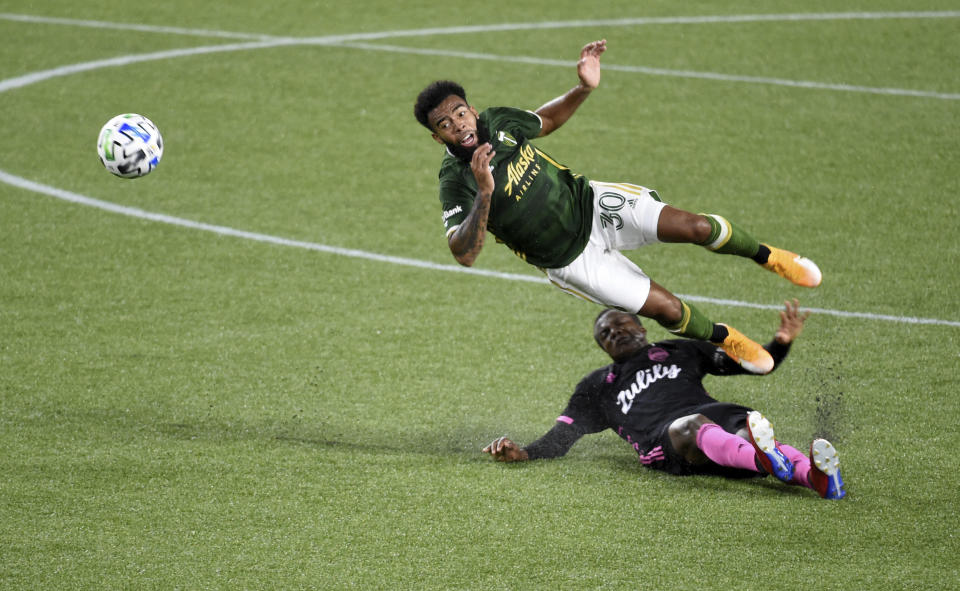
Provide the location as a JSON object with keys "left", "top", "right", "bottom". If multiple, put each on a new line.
{"left": 545, "top": 181, "right": 666, "bottom": 313}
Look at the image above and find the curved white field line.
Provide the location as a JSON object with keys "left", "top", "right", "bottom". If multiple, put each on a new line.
{"left": 5, "top": 10, "right": 960, "bottom": 38}
{"left": 1, "top": 11, "right": 959, "bottom": 327}
{"left": 3, "top": 11, "right": 959, "bottom": 99}
{"left": 0, "top": 40, "right": 301, "bottom": 94}
{"left": 3, "top": 170, "right": 957, "bottom": 328}
{"left": 336, "top": 41, "right": 960, "bottom": 100}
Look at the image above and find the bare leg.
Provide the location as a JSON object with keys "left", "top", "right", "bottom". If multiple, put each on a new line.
{"left": 659, "top": 205, "right": 822, "bottom": 287}
{"left": 656, "top": 206, "right": 712, "bottom": 243}
{"left": 638, "top": 281, "right": 683, "bottom": 326}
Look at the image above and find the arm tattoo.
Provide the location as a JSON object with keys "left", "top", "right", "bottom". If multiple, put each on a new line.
{"left": 450, "top": 190, "right": 491, "bottom": 264}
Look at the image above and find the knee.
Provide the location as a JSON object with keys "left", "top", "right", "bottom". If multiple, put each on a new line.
{"left": 657, "top": 207, "right": 713, "bottom": 244}
{"left": 658, "top": 208, "right": 713, "bottom": 244}
{"left": 669, "top": 413, "right": 713, "bottom": 443}
{"left": 669, "top": 414, "right": 715, "bottom": 464}
{"left": 690, "top": 215, "right": 713, "bottom": 244}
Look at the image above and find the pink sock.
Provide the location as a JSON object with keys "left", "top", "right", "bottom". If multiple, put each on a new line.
{"left": 779, "top": 443, "right": 812, "bottom": 489}
{"left": 696, "top": 423, "right": 761, "bottom": 472}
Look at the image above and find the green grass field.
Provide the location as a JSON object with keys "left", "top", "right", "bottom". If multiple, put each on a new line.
{"left": 1, "top": 1, "right": 958, "bottom": 588}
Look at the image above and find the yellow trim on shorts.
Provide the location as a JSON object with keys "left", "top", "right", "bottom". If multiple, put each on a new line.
{"left": 605, "top": 182, "right": 649, "bottom": 196}
{"left": 548, "top": 279, "right": 596, "bottom": 304}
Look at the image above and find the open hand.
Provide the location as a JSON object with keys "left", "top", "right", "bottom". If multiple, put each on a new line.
{"left": 577, "top": 39, "right": 607, "bottom": 90}
{"left": 482, "top": 436, "right": 529, "bottom": 462}
{"left": 774, "top": 299, "right": 810, "bottom": 344}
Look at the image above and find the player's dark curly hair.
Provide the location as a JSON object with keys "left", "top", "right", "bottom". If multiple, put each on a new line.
{"left": 414, "top": 80, "right": 467, "bottom": 130}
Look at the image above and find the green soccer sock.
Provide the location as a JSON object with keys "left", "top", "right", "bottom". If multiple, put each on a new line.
{"left": 699, "top": 214, "right": 761, "bottom": 258}
{"left": 664, "top": 300, "right": 715, "bottom": 341}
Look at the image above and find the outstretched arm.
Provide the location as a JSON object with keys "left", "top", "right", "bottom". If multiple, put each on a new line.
{"left": 535, "top": 39, "right": 606, "bottom": 137}
{"left": 447, "top": 143, "right": 496, "bottom": 266}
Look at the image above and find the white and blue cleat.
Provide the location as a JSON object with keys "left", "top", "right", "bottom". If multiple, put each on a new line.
{"left": 746, "top": 411, "right": 795, "bottom": 482}
{"left": 809, "top": 439, "right": 846, "bottom": 500}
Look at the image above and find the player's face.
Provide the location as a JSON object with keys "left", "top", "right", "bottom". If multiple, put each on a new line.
{"left": 594, "top": 311, "right": 648, "bottom": 362}
{"left": 429, "top": 95, "right": 480, "bottom": 155}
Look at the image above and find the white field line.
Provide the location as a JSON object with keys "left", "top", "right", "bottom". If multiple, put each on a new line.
{"left": 5, "top": 11, "right": 960, "bottom": 38}
{"left": 336, "top": 42, "right": 960, "bottom": 100}
{"left": 2, "top": 169, "right": 958, "bottom": 329}
{"left": 2, "top": 11, "right": 959, "bottom": 99}
{"left": 0, "top": 12, "right": 287, "bottom": 40}
{"left": 0, "top": 169, "right": 544, "bottom": 284}
{"left": 0, "top": 40, "right": 301, "bottom": 94}
{"left": 1, "top": 12, "right": 958, "bottom": 327}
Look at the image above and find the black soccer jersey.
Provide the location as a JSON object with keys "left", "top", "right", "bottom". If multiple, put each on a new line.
{"left": 557, "top": 339, "right": 789, "bottom": 462}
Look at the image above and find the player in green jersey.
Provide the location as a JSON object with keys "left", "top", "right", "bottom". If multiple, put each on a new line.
{"left": 413, "top": 40, "right": 822, "bottom": 375}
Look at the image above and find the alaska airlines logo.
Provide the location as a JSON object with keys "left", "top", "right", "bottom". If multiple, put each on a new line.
{"left": 616, "top": 364, "right": 682, "bottom": 414}
{"left": 504, "top": 142, "right": 541, "bottom": 200}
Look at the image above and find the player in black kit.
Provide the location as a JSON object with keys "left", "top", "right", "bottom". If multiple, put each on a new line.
{"left": 482, "top": 300, "right": 845, "bottom": 499}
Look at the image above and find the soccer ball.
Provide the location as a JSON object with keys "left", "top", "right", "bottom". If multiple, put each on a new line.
{"left": 96, "top": 113, "right": 163, "bottom": 178}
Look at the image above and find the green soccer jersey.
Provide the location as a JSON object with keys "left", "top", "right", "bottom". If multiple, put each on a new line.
{"left": 437, "top": 107, "right": 594, "bottom": 269}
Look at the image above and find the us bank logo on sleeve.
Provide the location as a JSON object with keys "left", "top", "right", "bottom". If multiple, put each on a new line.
{"left": 442, "top": 205, "right": 463, "bottom": 224}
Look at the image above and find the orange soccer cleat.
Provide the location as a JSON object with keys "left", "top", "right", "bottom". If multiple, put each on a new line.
{"left": 762, "top": 245, "right": 822, "bottom": 288}
{"left": 718, "top": 324, "right": 774, "bottom": 374}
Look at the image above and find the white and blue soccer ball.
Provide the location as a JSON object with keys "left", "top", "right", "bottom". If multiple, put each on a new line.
{"left": 96, "top": 113, "right": 163, "bottom": 178}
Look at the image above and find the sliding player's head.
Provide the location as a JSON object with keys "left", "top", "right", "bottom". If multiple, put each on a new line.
{"left": 594, "top": 309, "right": 649, "bottom": 362}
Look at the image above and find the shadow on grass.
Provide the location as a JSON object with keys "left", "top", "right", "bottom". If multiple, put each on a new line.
{"left": 158, "top": 415, "right": 826, "bottom": 499}
{"left": 599, "top": 450, "right": 818, "bottom": 499}
{"left": 157, "top": 415, "right": 500, "bottom": 460}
